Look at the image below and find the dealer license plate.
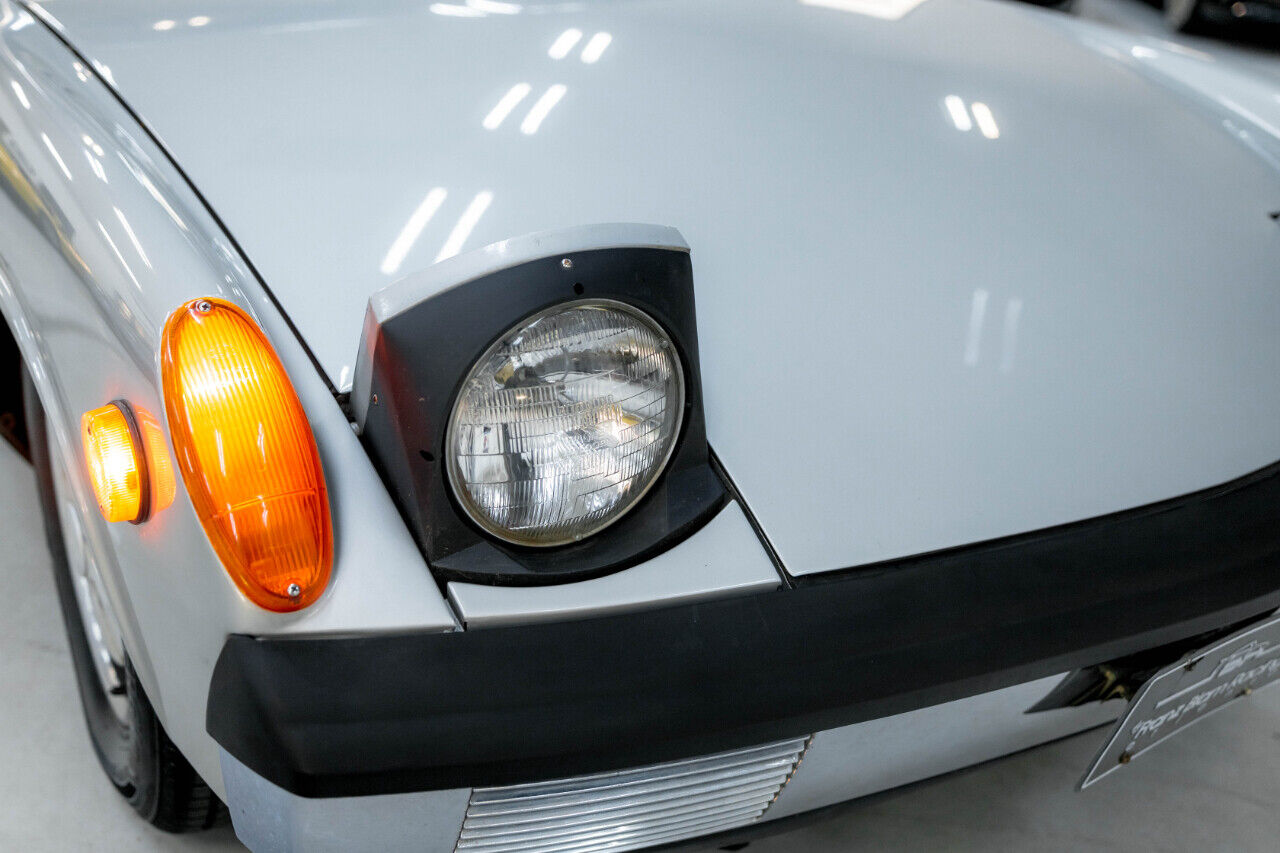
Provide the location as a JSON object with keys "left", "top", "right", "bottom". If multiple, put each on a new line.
{"left": 1079, "top": 611, "right": 1280, "bottom": 789}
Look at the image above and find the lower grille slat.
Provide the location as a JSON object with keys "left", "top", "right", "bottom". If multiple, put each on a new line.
{"left": 460, "top": 806, "right": 768, "bottom": 853}
{"left": 469, "top": 742, "right": 806, "bottom": 805}
{"left": 461, "top": 771, "right": 793, "bottom": 828}
{"left": 459, "top": 781, "right": 788, "bottom": 843}
{"left": 455, "top": 738, "right": 809, "bottom": 853}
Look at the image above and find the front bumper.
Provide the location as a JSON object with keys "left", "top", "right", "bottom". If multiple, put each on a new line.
{"left": 218, "top": 674, "right": 1119, "bottom": 853}
{"left": 208, "top": 460, "right": 1280, "bottom": 799}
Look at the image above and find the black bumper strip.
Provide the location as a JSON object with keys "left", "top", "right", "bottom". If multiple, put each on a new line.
{"left": 208, "top": 461, "right": 1280, "bottom": 798}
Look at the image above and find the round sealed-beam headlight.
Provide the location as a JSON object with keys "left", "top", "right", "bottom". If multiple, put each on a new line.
{"left": 446, "top": 299, "right": 685, "bottom": 547}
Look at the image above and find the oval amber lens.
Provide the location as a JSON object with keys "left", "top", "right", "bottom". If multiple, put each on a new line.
{"left": 161, "top": 299, "right": 332, "bottom": 611}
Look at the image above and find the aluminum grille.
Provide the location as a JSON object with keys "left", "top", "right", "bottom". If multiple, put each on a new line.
{"left": 454, "top": 738, "right": 810, "bottom": 853}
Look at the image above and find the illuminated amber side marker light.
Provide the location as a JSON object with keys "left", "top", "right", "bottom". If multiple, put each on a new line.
{"left": 135, "top": 406, "right": 176, "bottom": 514}
{"left": 82, "top": 401, "right": 149, "bottom": 524}
{"left": 161, "top": 298, "right": 332, "bottom": 612}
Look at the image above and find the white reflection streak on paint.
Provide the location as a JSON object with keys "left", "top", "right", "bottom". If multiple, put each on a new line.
{"left": 97, "top": 222, "right": 140, "bottom": 290}
{"left": 10, "top": 80, "right": 29, "bottom": 109}
{"left": 1218, "top": 97, "right": 1280, "bottom": 145}
{"left": 548, "top": 28, "right": 582, "bottom": 59}
{"left": 1000, "top": 298, "right": 1022, "bottom": 374}
{"left": 136, "top": 171, "right": 187, "bottom": 230}
{"left": 429, "top": 3, "right": 484, "bottom": 16}
{"left": 93, "top": 61, "right": 115, "bottom": 86}
{"left": 85, "top": 151, "right": 107, "bottom": 182}
{"left": 114, "top": 208, "right": 152, "bottom": 268}
{"left": 436, "top": 191, "right": 493, "bottom": 262}
{"left": 468, "top": 0, "right": 523, "bottom": 13}
{"left": 580, "top": 32, "right": 612, "bottom": 64}
{"left": 41, "top": 133, "right": 72, "bottom": 180}
{"left": 380, "top": 187, "right": 448, "bottom": 275}
{"left": 520, "top": 85, "right": 566, "bottom": 135}
{"left": 964, "top": 289, "right": 989, "bottom": 367}
{"left": 971, "top": 102, "right": 999, "bottom": 139}
{"left": 800, "top": 0, "right": 926, "bottom": 21}
{"left": 944, "top": 95, "right": 970, "bottom": 132}
{"left": 483, "top": 83, "right": 531, "bottom": 130}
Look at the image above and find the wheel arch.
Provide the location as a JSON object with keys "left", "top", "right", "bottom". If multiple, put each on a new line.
{"left": 0, "top": 303, "right": 27, "bottom": 460}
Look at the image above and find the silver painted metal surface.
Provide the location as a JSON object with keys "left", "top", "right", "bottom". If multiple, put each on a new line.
{"left": 219, "top": 751, "right": 471, "bottom": 853}
{"left": 354, "top": 222, "right": 688, "bottom": 425}
{"left": 1062, "top": 17, "right": 1280, "bottom": 169}
{"left": 448, "top": 501, "right": 780, "bottom": 628}
{"left": 766, "top": 674, "right": 1120, "bottom": 819}
{"left": 0, "top": 1, "right": 459, "bottom": 798}
{"left": 31, "top": 0, "right": 1280, "bottom": 574}
{"left": 455, "top": 738, "right": 808, "bottom": 853}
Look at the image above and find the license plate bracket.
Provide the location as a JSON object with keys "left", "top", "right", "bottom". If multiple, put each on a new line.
{"left": 1079, "top": 610, "right": 1280, "bottom": 789}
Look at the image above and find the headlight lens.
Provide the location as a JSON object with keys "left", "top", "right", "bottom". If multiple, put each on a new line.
{"left": 446, "top": 300, "right": 685, "bottom": 547}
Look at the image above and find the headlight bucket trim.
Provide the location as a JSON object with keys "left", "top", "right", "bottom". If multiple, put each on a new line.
{"left": 356, "top": 226, "right": 724, "bottom": 586}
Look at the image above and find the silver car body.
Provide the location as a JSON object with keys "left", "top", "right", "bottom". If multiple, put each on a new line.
{"left": 1, "top": 0, "right": 1277, "bottom": 849}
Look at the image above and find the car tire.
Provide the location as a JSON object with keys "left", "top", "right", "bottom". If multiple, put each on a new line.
{"left": 23, "top": 370, "right": 226, "bottom": 832}
{"left": 1164, "top": 0, "right": 1204, "bottom": 31}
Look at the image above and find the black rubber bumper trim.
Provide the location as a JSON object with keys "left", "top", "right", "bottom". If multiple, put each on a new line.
{"left": 207, "top": 461, "right": 1280, "bottom": 799}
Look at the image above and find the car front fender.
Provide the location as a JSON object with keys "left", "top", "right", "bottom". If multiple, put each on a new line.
{"left": 0, "top": 0, "right": 457, "bottom": 797}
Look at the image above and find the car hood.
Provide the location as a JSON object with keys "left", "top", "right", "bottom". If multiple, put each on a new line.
{"left": 36, "top": 0, "right": 1280, "bottom": 573}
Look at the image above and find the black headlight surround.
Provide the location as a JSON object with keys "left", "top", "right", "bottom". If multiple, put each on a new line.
{"left": 358, "top": 238, "right": 724, "bottom": 585}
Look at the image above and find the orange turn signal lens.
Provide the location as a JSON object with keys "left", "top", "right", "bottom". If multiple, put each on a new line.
{"left": 81, "top": 402, "right": 145, "bottom": 523}
{"left": 161, "top": 298, "right": 332, "bottom": 612}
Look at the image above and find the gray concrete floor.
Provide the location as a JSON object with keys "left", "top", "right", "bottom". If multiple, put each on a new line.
{"left": 4, "top": 2, "right": 1280, "bottom": 851}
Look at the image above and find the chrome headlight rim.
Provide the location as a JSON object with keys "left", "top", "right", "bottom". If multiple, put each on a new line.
{"left": 444, "top": 297, "right": 687, "bottom": 548}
